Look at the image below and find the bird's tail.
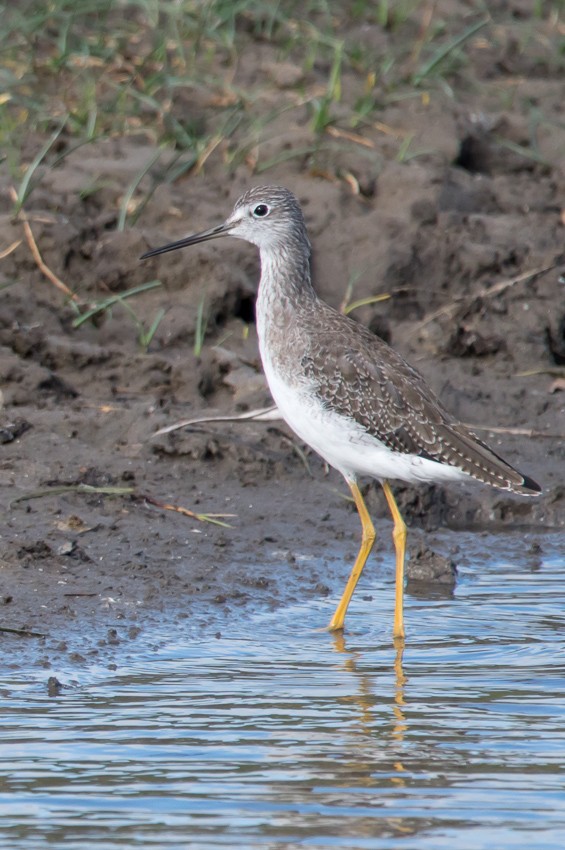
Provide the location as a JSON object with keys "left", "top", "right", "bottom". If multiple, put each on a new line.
{"left": 438, "top": 422, "right": 541, "bottom": 495}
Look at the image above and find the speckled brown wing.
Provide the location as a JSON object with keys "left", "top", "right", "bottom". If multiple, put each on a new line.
{"left": 300, "top": 305, "right": 540, "bottom": 494}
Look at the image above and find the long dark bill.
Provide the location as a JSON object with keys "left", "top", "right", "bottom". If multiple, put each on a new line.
{"left": 140, "top": 221, "right": 234, "bottom": 260}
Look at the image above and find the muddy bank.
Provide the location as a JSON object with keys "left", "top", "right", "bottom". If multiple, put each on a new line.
{"left": 1, "top": 11, "right": 565, "bottom": 665}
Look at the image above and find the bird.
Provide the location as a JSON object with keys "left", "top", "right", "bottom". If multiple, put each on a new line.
{"left": 141, "top": 185, "right": 541, "bottom": 640}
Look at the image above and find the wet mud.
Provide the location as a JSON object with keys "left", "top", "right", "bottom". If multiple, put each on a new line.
{"left": 1, "top": 12, "right": 564, "bottom": 667}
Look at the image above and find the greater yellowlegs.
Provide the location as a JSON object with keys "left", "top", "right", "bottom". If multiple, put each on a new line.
{"left": 141, "top": 186, "right": 541, "bottom": 639}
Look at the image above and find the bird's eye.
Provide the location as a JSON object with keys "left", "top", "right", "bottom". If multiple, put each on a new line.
{"left": 252, "top": 204, "right": 270, "bottom": 218}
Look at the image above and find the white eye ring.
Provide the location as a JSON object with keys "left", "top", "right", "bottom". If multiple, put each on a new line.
{"left": 252, "top": 204, "right": 270, "bottom": 218}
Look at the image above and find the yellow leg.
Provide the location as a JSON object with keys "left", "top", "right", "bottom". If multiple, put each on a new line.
{"left": 328, "top": 480, "right": 376, "bottom": 632}
{"left": 381, "top": 480, "right": 407, "bottom": 640}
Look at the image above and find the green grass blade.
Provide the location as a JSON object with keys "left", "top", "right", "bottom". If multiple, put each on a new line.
{"left": 343, "top": 293, "right": 391, "bottom": 315}
{"left": 117, "top": 147, "right": 164, "bottom": 232}
{"left": 72, "top": 280, "right": 162, "bottom": 328}
{"left": 412, "top": 17, "right": 489, "bottom": 85}
{"left": 13, "top": 119, "right": 68, "bottom": 213}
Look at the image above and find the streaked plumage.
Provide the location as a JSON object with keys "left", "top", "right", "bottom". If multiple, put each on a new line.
{"left": 142, "top": 185, "right": 541, "bottom": 640}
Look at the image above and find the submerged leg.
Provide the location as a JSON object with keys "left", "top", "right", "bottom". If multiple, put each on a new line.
{"left": 381, "top": 480, "right": 407, "bottom": 640}
{"left": 328, "top": 480, "right": 376, "bottom": 632}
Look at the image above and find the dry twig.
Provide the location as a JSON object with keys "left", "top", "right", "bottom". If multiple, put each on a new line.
{"left": 463, "top": 423, "right": 564, "bottom": 440}
{"left": 139, "top": 493, "right": 235, "bottom": 527}
{"left": 153, "top": 405, "right": 280, "bottom": 437}
{"left": 410, "top": 264, "right": 556, "bottom": 337}
{"left": 9, "top": 186, "right": 83, "bottom": 305}
{"left": 0, "top": 238, "right": 22, "bottom": 260}
{"left": 11, "top": 483, "right": 234, "bottom": 527}
{"left": 0, "top": 625, "right": 45, "bottom": 638}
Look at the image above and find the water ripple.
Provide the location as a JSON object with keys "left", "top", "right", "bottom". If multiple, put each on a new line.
{"left": 0, "top": 539, "right": 564, "bottom": 849}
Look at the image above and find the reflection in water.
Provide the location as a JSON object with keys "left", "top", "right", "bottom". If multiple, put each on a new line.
{"left": 331, "top": 629, "right": 412, "bottom": 840}
{"left": 392, "top": 637, "right": 407, "bottom": 745}
{"left": 1, "top": 545, "right": 565, "bottom": 849}
{"left": 331, "top": 631, "right": 407, "bottom": 748}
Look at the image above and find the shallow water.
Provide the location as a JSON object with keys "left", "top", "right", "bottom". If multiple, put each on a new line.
{"left": 1, "top": 535, "right": 564, "bottom": 849}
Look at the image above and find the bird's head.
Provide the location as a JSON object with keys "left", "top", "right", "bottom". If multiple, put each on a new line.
{"left": 140, "top": 186, "right": 310, "bottom": 260}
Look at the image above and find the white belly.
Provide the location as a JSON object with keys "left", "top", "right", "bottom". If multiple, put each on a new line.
{"left": 262, "top": 355, "right": 469, "bottom": 486}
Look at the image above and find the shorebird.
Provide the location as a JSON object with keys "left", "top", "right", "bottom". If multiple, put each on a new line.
{"left": 141, "top": 186, "right": 541, "bottom": 639}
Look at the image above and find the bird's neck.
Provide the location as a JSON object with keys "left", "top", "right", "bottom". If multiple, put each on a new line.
{"left": 255, "top": 243, "right": 317, "bottom": 370}
{"left": 257, "top": 243, "right": 316, "bottom": 307}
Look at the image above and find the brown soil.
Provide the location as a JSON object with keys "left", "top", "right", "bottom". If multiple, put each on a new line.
{"left": 1, "top": 10, "right": 564, "bottom": 663}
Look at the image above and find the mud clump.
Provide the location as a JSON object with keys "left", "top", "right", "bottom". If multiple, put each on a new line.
{"left": 407, "top": 544, "right": 457, "bottom": 588}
